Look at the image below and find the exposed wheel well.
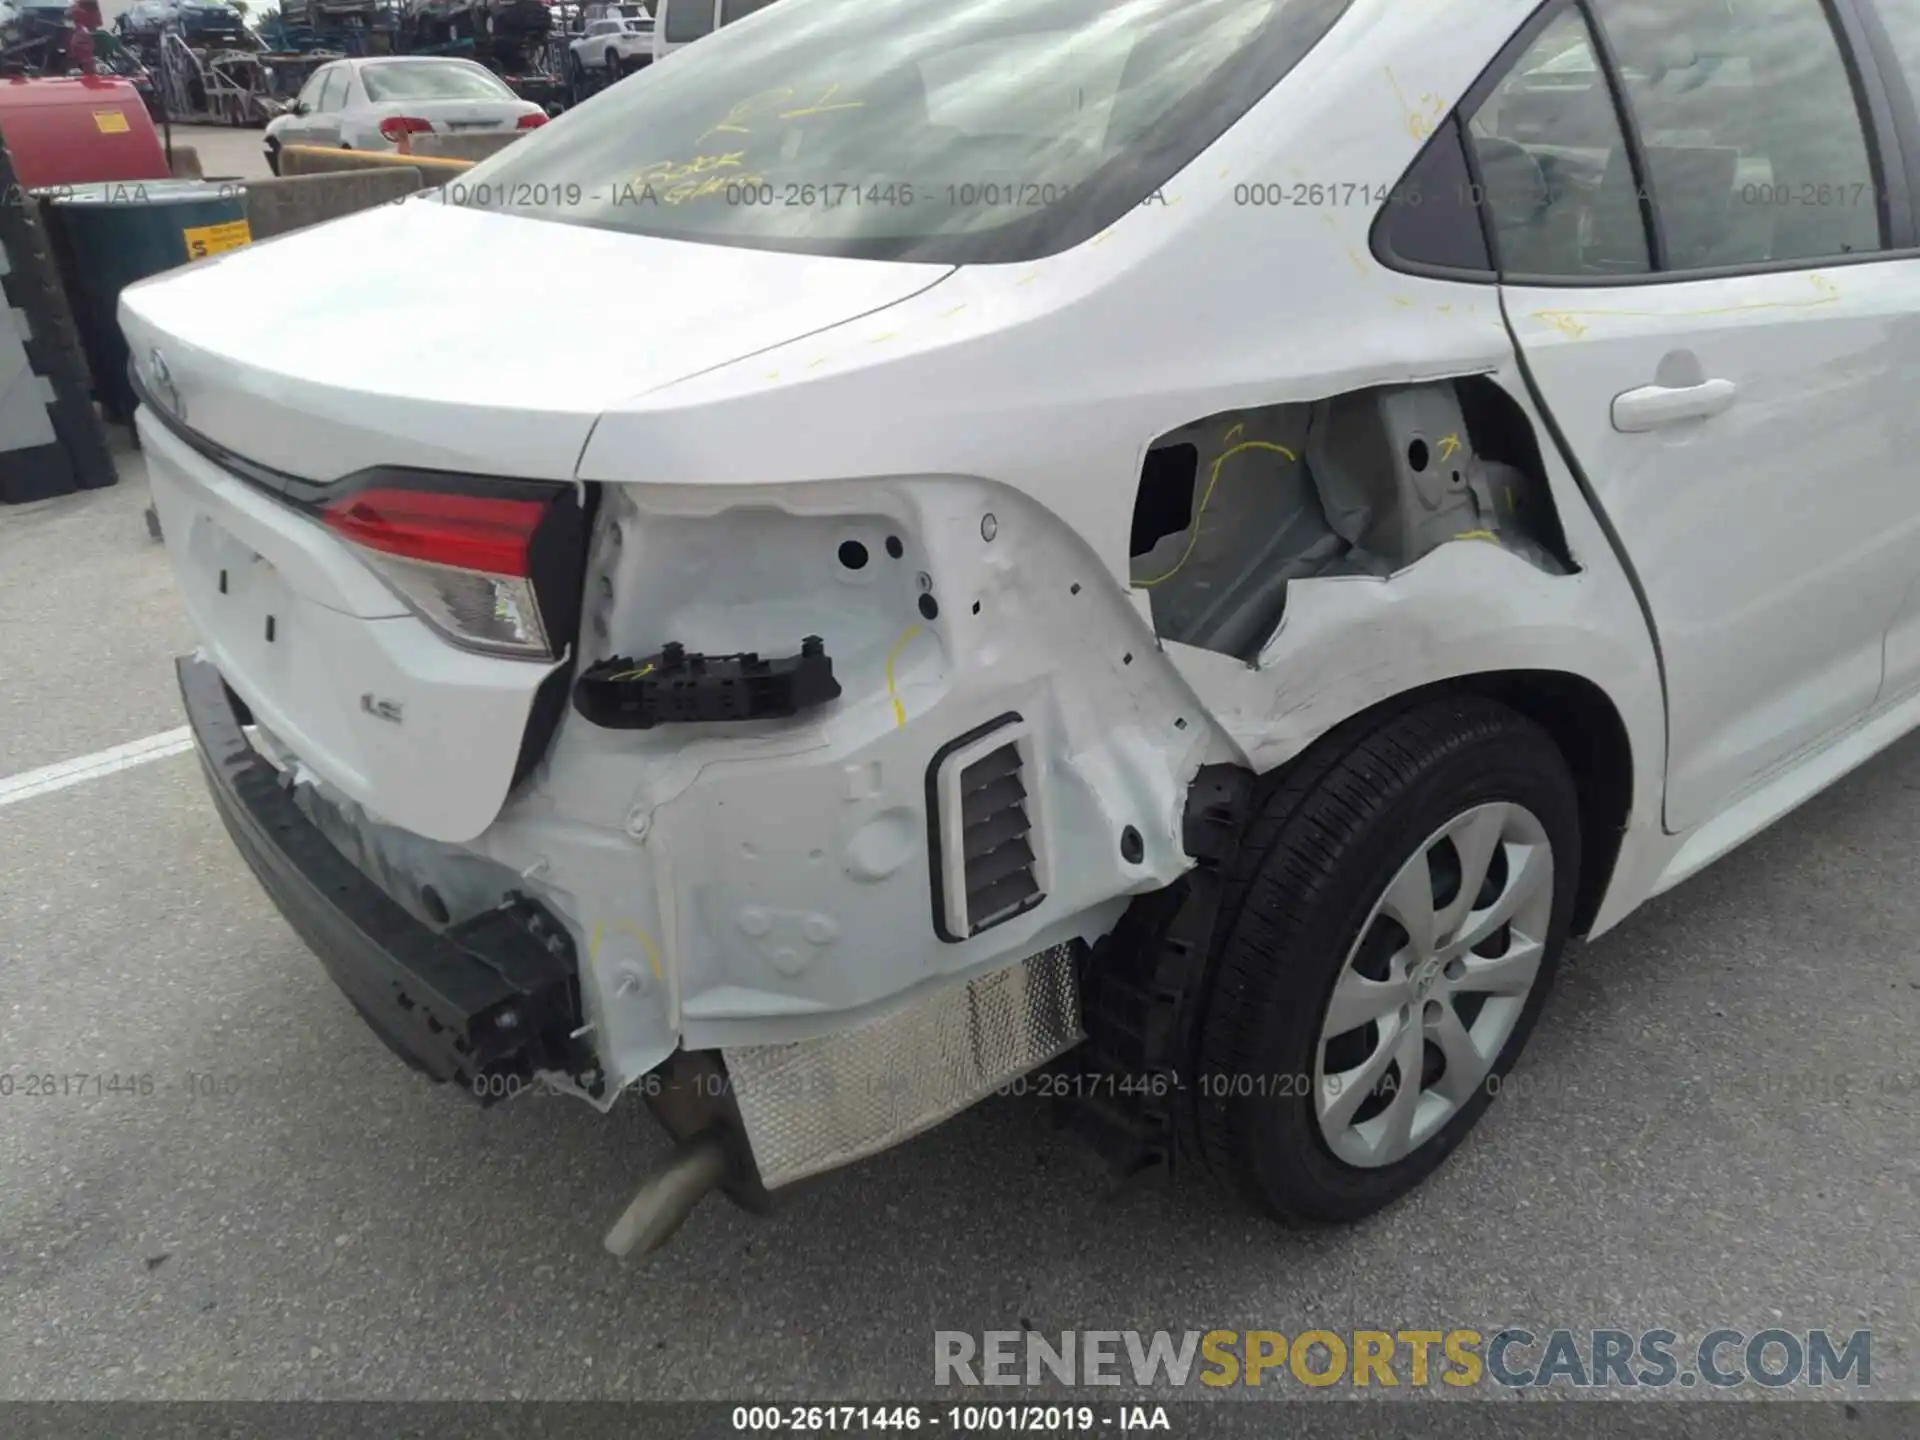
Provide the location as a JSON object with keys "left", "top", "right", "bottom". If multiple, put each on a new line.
{"left": 1254, "top": 671, "right": 1632, "bottom": 938}
{"left": 1453, "top": 671, "right": 1631, "bottom": 936}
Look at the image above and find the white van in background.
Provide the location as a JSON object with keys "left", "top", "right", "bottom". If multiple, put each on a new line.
{"left": 652, "top": 0, "right": 778, "bottom": 61}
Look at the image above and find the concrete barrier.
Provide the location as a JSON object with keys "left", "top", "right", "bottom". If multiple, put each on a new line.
{"left": 279, "top": 145, "right": 473, "bottom": 178}
{"left": 244, "top": 167, "right": 429, "bottom": 239}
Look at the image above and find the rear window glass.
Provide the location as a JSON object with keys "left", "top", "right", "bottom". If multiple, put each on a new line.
{"left": 453, "top": 0, "right": 1356, "bottom": 263}
{"left": 361, "top": 62, "right": 514, "bottom": 102}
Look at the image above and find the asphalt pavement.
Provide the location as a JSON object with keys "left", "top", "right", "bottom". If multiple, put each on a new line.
{"left": 1, "top": 437, "right": 1916, "bottom": 1407}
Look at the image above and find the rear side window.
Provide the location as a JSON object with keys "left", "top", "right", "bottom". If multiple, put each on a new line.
{"left": 1452, "top": 0, "right": 1883, "bottom": 280}
{"left": 1596, "top": 0, "right": 1881, "bottom": 265}
{"left": 457, "top": 0, "right": 1356, "bottom": 264}
{"left": 662, "top": 0, "right": 714, "bottom": 42}
{"left": 1876, "top": 0, "right": 1920, "bottom": 79}
{"left": 720, "top": 0, "right": 779, "bottom": 22}
{"left": 1467, "top": 4, "right": 1651, "bottom": 277}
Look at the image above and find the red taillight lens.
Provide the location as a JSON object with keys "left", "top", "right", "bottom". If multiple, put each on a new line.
{"left": 323, "top": 489, "right": 545, "bottom": 575}
{"left": 378, "top": 116, "right": 434, "bottom": 142}
{"left": 516, "top": 112, "right": 548, "bottom": 129}
{"left": 322, "top": 488, "right": 556, "bottom": 659}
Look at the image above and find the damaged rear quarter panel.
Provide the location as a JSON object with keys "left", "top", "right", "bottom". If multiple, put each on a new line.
{"left": 530, "top": 0, "right": 1668, "bottom": 1069}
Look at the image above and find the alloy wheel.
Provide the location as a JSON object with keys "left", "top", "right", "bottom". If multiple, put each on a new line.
{"left": 1313, "top": 800, "right": 1554, "bottom": 1169}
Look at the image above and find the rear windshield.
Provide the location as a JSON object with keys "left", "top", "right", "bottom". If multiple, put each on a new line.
{"left": 453, "top": 0, "right": 1356, "bottom": 263}
{"left": 362, "top": 62, "right": 514, "bottom": 102}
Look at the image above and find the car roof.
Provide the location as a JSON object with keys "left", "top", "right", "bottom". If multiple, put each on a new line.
{"left": 351, "top": 55, "right": 487, "bottom": 66}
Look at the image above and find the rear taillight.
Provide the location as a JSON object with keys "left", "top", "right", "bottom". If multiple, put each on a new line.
{"left": 322, "top": 487, "right": 557, "bottom": 659}
{"left": 516, "top": 112, "right": 548, "bottom": 129}
{"left": 379, "top": 116, "right": 434, "bottom": 142}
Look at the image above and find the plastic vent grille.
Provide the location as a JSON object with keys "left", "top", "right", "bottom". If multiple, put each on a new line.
{"left": 959, "top": 742, "right": 1042, "bottom": 933}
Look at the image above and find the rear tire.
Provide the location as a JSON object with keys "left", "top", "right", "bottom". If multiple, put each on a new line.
{"left": 1189, "top": 694, "right": 1581, "bottom": 1225}
{"left": 607, "top": 48, "right": 622, "bottom": 77}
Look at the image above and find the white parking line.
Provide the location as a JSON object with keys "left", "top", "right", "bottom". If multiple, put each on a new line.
{"left": 0, "top": 727, "right": 194, "bottom": 810}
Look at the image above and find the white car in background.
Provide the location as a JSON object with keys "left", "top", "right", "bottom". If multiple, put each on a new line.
{"left": 570, "top": 5, "right": 653, "bottom": 80}
{"left": 123, "top": 0, "right": 1920, "bottom": 1259}
{"left": 263, "top": 56, "right": 548, "bottom": 173}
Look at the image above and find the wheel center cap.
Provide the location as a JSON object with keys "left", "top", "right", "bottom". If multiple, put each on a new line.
{"left": 1411, "top": 957, "right": 1443, "bottom": 999}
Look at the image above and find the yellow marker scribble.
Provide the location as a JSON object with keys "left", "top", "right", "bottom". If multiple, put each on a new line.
{"left": 781, "top": 84, "right": 864, "bottom": 120}
{"left": 1224, "top": 422, "right": 1246, "bottom": 444}
{"left": 591, "top": 919, "right": 664, "bottom": 983}
{"left": 1531, "top": 275, "right": 1842, "bottom": 337}
{"left": 1348, "top": 249, "right": 1370, "bottom": 275}
{"left": 885, "top": 625, "right": 924, "bottom": 729}
{"left": 937, "top": 303, "right": 969, "bottom": 319}
{"left": 1392, "top": 296, "right": 1415, "bottom": 308}
{"left": 627, "top": 152, "right": 762, "bottom": 206}
{"left": 698, "top": 87, "right": 795, "bottom": 142}
{"left": 1534, "top": 311, "right": 1590, "bottom": 338}
{"left": 1436, "top": 434, "right": 1463, "bottom": 463}
{"left": 1016, "top": 271, "right": 1041, "bottom": 286}
{"left": 1385, "top": 67, "right": 1438, "bottom": 139}
{"left": 869, "top": 331, "right": 899, "bottom": 345}
{"left": 606, "top": 661, "right": 655, "bottom": 681}
{"left": 633, "top": 152, "right": 747, "bottom": 184}
{"left": 806, "top": 356, "right": 830, "bottom": 369}
{"left": 1453, "top": 529, "right": 1498, "bottom": 543}
{"left": 1137, "top": 441, "right": 1299, "bottom": 589}
{"left": 765, "top": 371, "right": 781, "bottom": 381}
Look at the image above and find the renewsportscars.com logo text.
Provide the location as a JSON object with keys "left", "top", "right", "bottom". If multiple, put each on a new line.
{"left": 933, "top": 1328, "right": 1872, "bottom": 1391}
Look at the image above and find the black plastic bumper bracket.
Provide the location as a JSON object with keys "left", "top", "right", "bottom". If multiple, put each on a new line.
{"left": 572, "top": 636, "right": 841, "bottom": 730}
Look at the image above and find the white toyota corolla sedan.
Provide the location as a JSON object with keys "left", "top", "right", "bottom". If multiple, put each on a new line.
{"left": 120, "top": 0, "right": 1920, "bottom": 1253}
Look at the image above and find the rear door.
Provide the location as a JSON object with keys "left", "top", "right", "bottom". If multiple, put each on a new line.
{"left": 1476, "top": 0, "right": 1920, "bottom": 832}
{"left": 307, "top": 64, "right": 352, "bottom": 146}
{"left": 280, "top": 67, "right": 328, "bottom": 145}
{"left": 1856, "top": 0, "right": 1920, "bottom": 701}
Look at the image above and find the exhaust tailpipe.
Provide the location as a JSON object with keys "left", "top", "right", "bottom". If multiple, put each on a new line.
{"left": 602, "top": 1130, "right": 731, "bottom": 1258}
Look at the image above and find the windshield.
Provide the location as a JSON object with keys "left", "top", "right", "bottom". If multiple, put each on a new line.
{"left": 362, "top": 61, "right": 514, "bottom": 102}
{"left": 454, "top": 0, "right": 1355, "bottom": 263}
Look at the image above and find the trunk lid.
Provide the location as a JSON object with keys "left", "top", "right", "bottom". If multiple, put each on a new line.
{"left": 118, "top": 199, "right": 953, "bottom": 482}
{"left": 129, "top": 205, "right": 952, "bottom": 840}
{"left": 374, "top": 98, "right": 528, "bottom": 132}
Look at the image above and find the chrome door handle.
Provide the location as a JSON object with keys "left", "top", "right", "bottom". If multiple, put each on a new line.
{"left": 1611, "top": 378, "right": 1739, "bottom": 433}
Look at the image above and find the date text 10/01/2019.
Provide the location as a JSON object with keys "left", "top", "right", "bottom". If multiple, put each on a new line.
{"left": 731, "top": 1405, "right": 1168, "bottom": 1432}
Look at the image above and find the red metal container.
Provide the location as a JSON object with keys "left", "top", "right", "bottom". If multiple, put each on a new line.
{"left": 0, "top": 77, "right": 167, "bottom": 190}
